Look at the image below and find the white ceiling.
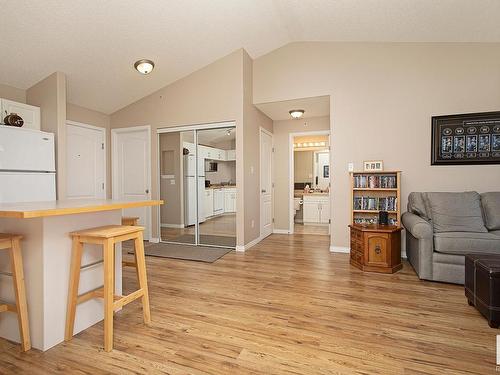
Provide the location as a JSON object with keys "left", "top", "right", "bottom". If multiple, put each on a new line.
{"left": 1, "top": 0, "right": 499, "bottom": 114}
{"left": 256, "top": 96, "right": 330, "bottom": 121}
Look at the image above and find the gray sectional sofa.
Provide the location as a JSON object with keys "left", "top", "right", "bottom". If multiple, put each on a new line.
{"left": 402, "top": 191, "right": 500, "bottom": 284}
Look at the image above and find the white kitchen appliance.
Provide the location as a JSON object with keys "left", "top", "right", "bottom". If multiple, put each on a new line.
{"left": 183, "top": 149, "right": 206, "bottom": 226}
{"left": 0, "top": 125, "right": 56, "bottom": 202}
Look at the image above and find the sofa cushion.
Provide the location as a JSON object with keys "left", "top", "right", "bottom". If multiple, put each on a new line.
{"left": 434, "top": 232, "right": 500, "bottom": 255}
{"left": 481, "top": 192, "right": 500, "bottom": 231}
{"left": 426, "top": 192, "right": 488, "bottom": 233}
{"left": 407, "top": 192, "right": 431, "bottom": 221}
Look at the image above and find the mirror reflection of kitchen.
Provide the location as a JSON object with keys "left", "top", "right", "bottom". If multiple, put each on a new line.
{"left": 197, "top": 127, "right": 236, "bottom": 247}
{"left": 293, "top": 135, "right": 331, "bottom": 235}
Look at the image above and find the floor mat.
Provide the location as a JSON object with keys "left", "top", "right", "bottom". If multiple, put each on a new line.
{"left": 167, "top": 234, "right": 236, "bottom": 247}
{"left": 129, "top": 242, "right": 233, "bottom": 263}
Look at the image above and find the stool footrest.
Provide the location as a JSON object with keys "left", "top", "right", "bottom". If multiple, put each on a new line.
{"left": 0, "top": 302, "right": 17, "bottom": 313}
{"left": 122, "top": 260, "right": 137, "bottom": 268}
{"left": 76, "top": 287, "right": 144, "bottom": 311}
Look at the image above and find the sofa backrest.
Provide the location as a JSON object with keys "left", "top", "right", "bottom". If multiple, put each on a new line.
{"left": 481, "top": 192, "right": 500, "bottom": 231}
{"left": 407, "top": 192, "right": 431, "bottom": 221}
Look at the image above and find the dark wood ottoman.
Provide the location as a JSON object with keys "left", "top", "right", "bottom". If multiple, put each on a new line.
{"left": 465, "top": 254, "right": 500, "bottom": 328}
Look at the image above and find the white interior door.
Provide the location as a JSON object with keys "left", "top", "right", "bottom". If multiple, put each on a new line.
{"left": 260, "top": 128, "right": 273, "bottom": 238}
{"left": 66, "top": 122, "right": 105, "bottom": 199}
{"left": 112, "top": 126, "right": 152, "bottom": 240}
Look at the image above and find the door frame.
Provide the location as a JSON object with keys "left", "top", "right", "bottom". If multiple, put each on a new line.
{"left": 156, "top": 121, "right": 237, "bottom": 247}
{"left": 66, "top": 120, "right": 107, "bottom": 199}
{"left": 289, "top": 130, "right": 330, "bottom": 234}
{"left": 259, "top": 126, "right": 274, "bottom": 239}
{"left": 111, "top": 125, "right": 152, "bottom": 239}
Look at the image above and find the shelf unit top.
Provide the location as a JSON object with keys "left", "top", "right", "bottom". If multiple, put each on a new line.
{"left": 350, "top": 171, "right": 401, "bottom": 174}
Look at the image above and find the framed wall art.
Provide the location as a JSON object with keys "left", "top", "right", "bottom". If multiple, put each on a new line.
{"left": 431, "top": 111, "right": 500, "bottom": 165}
{"left": 363, "top": 160, "right": 384, "bottom": 172}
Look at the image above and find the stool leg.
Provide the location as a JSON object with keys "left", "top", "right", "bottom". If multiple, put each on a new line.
{"left": 103, "top": 238, "right": 115, "bottom": 352}
{"left": 10, "top": 239, "right": 31, "bottom": 351}
{"left": 65, "top": 237, "right": 83, "bottom": 341}
{"left": 134, "top": 232, "right": 151, "bottom": 325}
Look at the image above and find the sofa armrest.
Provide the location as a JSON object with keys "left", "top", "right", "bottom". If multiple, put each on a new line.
{"left": 402, "top": 212, "right": 433, "bottom": 240}
{"left": 402, "top": 212, "right": 434, "bottom": 280}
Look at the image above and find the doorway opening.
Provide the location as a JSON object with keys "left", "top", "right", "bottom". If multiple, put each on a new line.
{"left": 291, "top": 132, "right": 331, "bottom": 235}
{"left": 157, "top": 122, "right": 237, "bottom": 249}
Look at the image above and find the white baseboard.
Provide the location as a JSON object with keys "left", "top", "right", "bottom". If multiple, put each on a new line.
{"left": 273, "top": 229, "right": 290, "bottom": 234}
{"left": 149, "top": 237, "right": 160, "bottom": 243}
{"left": 235, "top": 234, "right": 266, "bottom": 252}
{"left": 329, "top": 246, "right": 350, "bottom": 253}
{"left": 161, "top": 223, "right": 184, "bottom": 228}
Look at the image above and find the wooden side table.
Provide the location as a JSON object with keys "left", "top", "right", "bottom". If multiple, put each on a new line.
{"left": 348, "top": 224, "right": 402, "bottom": 273}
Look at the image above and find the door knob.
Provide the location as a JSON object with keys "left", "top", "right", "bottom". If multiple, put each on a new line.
{"left": 261, "top": 189, "right": 266, "bottom": 193}
{"left": 145, "top": 189, "right": 149, "bottom": 194}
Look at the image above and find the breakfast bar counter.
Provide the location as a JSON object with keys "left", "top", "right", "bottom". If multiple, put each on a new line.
{"left": 0, "top": 199, "right": 162, "bottom": 351}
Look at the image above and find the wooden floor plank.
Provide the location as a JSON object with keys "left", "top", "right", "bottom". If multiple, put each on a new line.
{"left": 0, "top": 233, "right": 497, "bottom": 374}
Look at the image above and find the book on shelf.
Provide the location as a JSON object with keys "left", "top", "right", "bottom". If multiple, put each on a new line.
{"left": 353, "top": 174, "right": 397, "bottom": 189}
{"left": 353, "top": 217, "right": 399, "bottom": 226}
{"left": 353, "top": 196, "right": 397, "bottom": 211}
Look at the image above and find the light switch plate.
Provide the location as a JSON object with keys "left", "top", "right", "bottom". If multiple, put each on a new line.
{"left": 348, "top": 162, "right": 354, "bottom": 172}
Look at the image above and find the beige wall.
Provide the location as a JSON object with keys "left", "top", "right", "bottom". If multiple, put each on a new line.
{"left": 159, "top": 132, "right": 183, "bottom": 226}
{"left": 111, "top": 49, "right": 245, "bottom": 242}
{"left": 26, "top": 72, "right": 67, "bottom": 198}
{"left": 66, "top": 103, "right": 112, "bottom": 198}
{"left": 0, "top": 83, "right": 26, "bottom": 103}
{"left": 254, "top": 42, "right": 500, "bottom": 250}
{"left": 271, "top": 116, "right": 330, "bottom": 231}
{"left": 242, "top": 50, "right": 273, "bottom": 244}
{"left": 294, "top": 151, "right": 313, "bottom": 183}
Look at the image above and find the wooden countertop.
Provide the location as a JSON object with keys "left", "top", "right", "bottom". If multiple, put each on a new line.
{"left": 0, "top": 199, "right": 163, "bottom": 219}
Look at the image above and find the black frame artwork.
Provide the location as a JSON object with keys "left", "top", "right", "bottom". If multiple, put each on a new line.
{"left": 431, "top": 111, "right": 500, "bottom": 165}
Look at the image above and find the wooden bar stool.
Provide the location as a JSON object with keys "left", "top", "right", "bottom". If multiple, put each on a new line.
{"left": 0, "top": 234, "right": 31, "bottom": 351}
{"left": 121, "top": 217, "right": 139, "bottom": 269}
{"left": 121, "top": 216, "right": 139, "bottom": 226}
{"left": 65, "top": 225, "right": 151, "bottom": 352}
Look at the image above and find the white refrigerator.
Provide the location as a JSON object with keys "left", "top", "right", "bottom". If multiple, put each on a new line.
{"left": 0, "top": 125, "right": 56, "bottom": 202}
{"left": 183, "top": 151, "right": 206, "bottom": 226}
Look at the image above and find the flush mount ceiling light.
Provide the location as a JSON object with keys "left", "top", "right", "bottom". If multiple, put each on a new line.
{"left": 134, "top": 59, "right": 155, "bottom": 74}
{"left": 289, "top": 109, "right": 305, "bottom": 119}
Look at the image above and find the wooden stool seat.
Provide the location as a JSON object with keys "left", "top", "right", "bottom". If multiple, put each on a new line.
{"left": 65, "top": 225, "right": 150, "bottom": 352}
{"left": 121, "top": 216, "right": 139, "bottom": 226}
{"left": 0, "top": 234, "right": 31, "bottom": 351}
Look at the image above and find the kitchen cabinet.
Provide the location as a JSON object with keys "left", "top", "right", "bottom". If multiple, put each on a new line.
{"left": 303, "top": 195, "right": 330, "bottom": 224}
{"left": 204, "top": 188, "right": 214, "bottom": 217}
{"left": 224, "top": 188, "right": 236, "bottom": 212}
{"left": 213, "top": 188, "right": 224, "bottom": 214}
{"left": 1, "top": 99, "right": 40, "bottom": 130}
{"left": 226, "top": 150, "right": 236, "bottom": 161}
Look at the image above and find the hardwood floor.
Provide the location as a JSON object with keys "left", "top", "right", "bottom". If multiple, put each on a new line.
{"left": 294, "top": 222, "right": 330, "bottom": 235}
{"left": 0, "top": 233, "right": 497, "bottom": 374}
{"left": 162, "top": 213, "right": 236, "bottom": 241}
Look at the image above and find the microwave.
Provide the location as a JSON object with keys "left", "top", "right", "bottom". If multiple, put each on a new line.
{"left": 205, "top": 161, "right": 218, "bottom": 172}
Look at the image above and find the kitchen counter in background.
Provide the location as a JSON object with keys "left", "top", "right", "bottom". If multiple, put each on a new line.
{"left": 0, "top": 199, "right": 162, "bottom": 351}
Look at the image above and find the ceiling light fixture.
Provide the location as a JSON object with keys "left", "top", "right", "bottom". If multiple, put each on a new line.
{"left": 289, "top": 109, "right": 305, "bottom": 119}
{"left": 226, "top": 129, "right": 231, "bottom": 136}
{"left": 134, "top": 59, "right": 155, "bottom": 74}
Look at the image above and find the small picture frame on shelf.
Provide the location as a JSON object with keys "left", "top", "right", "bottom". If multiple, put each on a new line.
{"left": 363, "top": 160, "right": 384, "bottom": 172}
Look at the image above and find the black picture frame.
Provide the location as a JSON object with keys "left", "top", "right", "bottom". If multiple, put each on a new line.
{"left": 431, "top": 111, "right": 500, "bottom": 165}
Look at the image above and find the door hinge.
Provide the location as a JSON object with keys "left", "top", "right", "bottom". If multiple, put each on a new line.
{"left": 102, "top": 183, "right": 105, "bottom": 190}
{"left": 272, "top": 218, "right": 275, "bottom": 223}
{"left": 272, "top": 147, "right": 275, "bottom": 153}
{"left": 101, "top": 143, "right": 104, "bottom": 150}
{"left": 329, "top": 219, "right": 331, "bottom": 224}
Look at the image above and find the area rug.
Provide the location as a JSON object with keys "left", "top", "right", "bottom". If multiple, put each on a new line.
{"left": 129, "top": 242, "right": 233, "bottom": 263}
{"left": 168, "top": 234, "right": 236, "bottom": 247}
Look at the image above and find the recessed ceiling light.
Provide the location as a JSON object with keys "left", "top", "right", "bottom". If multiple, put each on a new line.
{"left": 289, "top": 109, "right": 305, "bottom": 119}
{"left": 226, "top": 129, "right": 231, "bottom": 136}
{"left": 134, "top": 59, "right": 155, "bottom": 74}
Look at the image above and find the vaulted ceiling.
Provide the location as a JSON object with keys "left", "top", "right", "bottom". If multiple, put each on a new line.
{"left": 1, "top": 0, "right": 499, "bottom": 114}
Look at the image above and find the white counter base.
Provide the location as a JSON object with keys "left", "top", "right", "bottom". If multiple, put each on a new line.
{"left": 0, "top": 210, "right": 122, "bottom": 351}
